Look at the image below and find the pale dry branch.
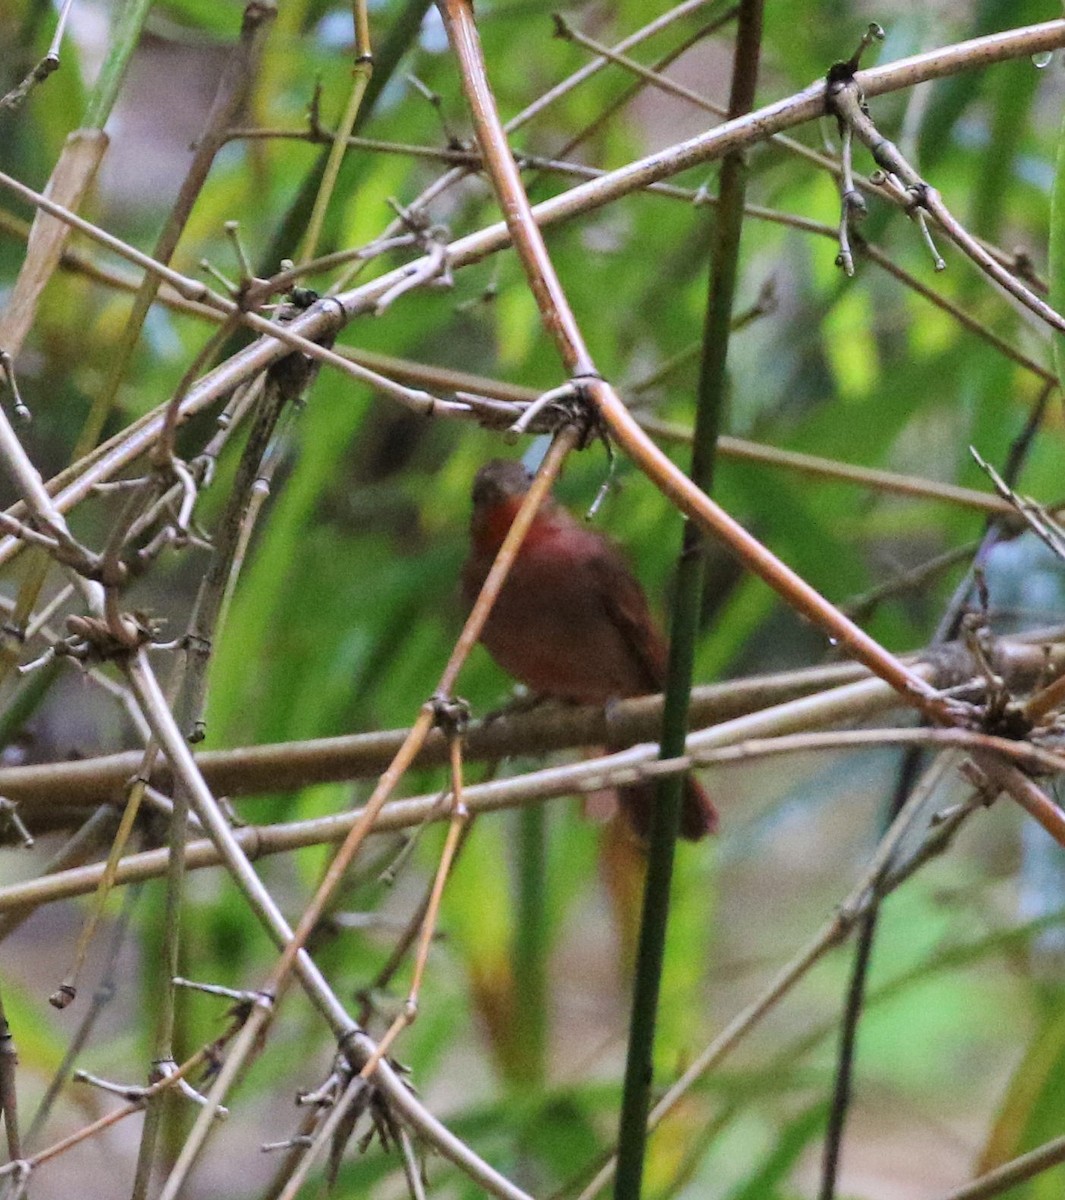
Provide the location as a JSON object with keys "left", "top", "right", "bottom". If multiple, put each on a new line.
{"left": 1, "top": 10, "right": 1062, "bottom": 1197}
{"left": 827, "top": 68, "right": 1065, "bottom": 332}
{"left": 2, "top": 634, "right": 1062, "bottom": 817}
{"left": 573, "top": 752, "right": 975, "bottom": 1200}
{"left": 9, "top": 634, "right": 1065, "bottom": 912}
{"left": 935, "top": 1131, "right": 1065, "bottom": 1200}
{"left": 121, "top": 650, "right": 532, "bottom": 1200}
{"left": 0, "top": 18, "right": 1058, "bottom": 589}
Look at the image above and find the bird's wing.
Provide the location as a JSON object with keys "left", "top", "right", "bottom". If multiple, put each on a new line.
{"left": 590, "top": 544, "right": 667, "bottom": 692}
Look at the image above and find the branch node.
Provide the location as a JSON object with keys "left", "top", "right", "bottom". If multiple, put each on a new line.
{"left": 428, "top": 693, "right": 470, "bottom": 737}
{"left": 49, "top": 982, "right": 76, "bottom": 1010}
{"left": 0, "top": 797, "right": 33, "bottom": 848}
{"left": 0, "top": 350, "right": 31, "bottom": 423}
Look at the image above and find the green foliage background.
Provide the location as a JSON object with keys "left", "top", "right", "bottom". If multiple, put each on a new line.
{"left": 1, "top": 0, "right": 1064, "bottom": 1197}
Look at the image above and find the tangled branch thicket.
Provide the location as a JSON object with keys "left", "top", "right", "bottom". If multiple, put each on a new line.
{"left": 2, "top": 2, "right": 1065, "bottom": 1198}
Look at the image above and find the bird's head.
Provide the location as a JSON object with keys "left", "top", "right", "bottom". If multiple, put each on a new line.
{"left": 469, "top": 459, "right": 550, "bottom": 552}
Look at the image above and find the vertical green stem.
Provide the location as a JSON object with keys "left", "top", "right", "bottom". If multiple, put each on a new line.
{"left": 130, "top": 703, "right": 190, "bottom": 1199}
{"left": 259, "top": 0, "right": 432, "bottom": 269}
{"left": 513, "top": 803, "right": 547, "bottom": 1087}
{"left": 82, "top": 0, "right": 155, "bottom": 130}
{"left": 0, "top": 985, "right": 19, "bottom": 1161}
{"left": 25, "top": 889, "right": 137, "bottom": 1148}
{"left": 297, "top": 0, "right": 373, "bottom": 263}
{"left": 613, "top": 5, "right": 764, "bottom": 1198}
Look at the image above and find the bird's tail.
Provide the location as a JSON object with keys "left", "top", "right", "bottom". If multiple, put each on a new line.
{"left": 618, "top": 775, "right": 718, "bottom": 842}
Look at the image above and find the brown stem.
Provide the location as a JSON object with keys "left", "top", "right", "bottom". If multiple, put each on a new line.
{"left": 438, "top": 0, "right": 595, "bottom": 374}
{"left": 258, "top": 426, "right": 580, "bottom": 999}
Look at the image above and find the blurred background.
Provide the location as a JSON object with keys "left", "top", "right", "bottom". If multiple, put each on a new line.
{"left": 1, "top": 0, "right": 1064, "bottom": 1196}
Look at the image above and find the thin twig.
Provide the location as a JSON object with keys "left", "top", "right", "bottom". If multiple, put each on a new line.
{"left": 181, "top": 332, "right": 315, "bottom": 742}
{"left": 971, "top": 447, "right": 1065, "bottom": 564}
{"left": 85, "top": 0, "right": 276, "bottom": 454}
{"left": 934, "top": 1131, "right": 1065, "bottom": 1200}
{"left": 298, "top": 0, "right": 373, "bottom": 263}
{"left": 15, "top": 644, "right": 1065, "bottom": 913}
{"left": 121, "top": 649, "right": 532, "bottom": 1200}
{"left": 5, "top": 634, "right": 1064, "bottom": 818}
{"left": 273, "top": 1072, "right": 368, "bottom": 1200}
{"left": 0, "top": 988, "right": 19, "bottom": 1163}
{"left": 827, "top": 71, "right": 1065, "bottom": 333}
{"left": 574, "top": 753, "right": 974, "bottom": 1200}
{"left": 0, "top": 22, "right": 1060, "bottom": 584}
{"left": 0, "top": 0, "right": 73, "bottom": 111}
{"left": 358, "top": 736, "right": 470, "bottom": 1079}
{"left": 26, "top": 889, "right": 138, "bottom": 1147}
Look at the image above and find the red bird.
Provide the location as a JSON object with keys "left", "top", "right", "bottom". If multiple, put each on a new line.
{"left": 461, "top": 458, "right": 718, "bottom": 841}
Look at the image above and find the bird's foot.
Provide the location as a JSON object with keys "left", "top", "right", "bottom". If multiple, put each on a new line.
{"left": 482, "top": 687, "right": 558, "bottom": 724}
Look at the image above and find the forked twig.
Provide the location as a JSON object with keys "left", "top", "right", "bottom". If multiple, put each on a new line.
{"left": 274, "top": 731, "right": 468, "bottom": 1200}
{"left": 827, "top": 57, "right": 1065, "bottom": 331}
{"left": 358, "top": 732, "right": 470, "bottom": 1077}
{"left": 122, "top": 648, "right": 532, "bottom": 1200}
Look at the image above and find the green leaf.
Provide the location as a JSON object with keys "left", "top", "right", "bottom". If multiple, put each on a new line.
{"left": 724, "top": 1101, "right": 828, "bottom": 1200}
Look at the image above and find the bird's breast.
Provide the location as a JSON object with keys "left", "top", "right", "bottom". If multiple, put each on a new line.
{"left": 466, "top": 535, "right": 650, "bottom": 703}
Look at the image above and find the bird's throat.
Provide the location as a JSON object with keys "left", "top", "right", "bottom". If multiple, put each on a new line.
{"left": 474, "top": 495, "right": 557, "bottom": 556}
